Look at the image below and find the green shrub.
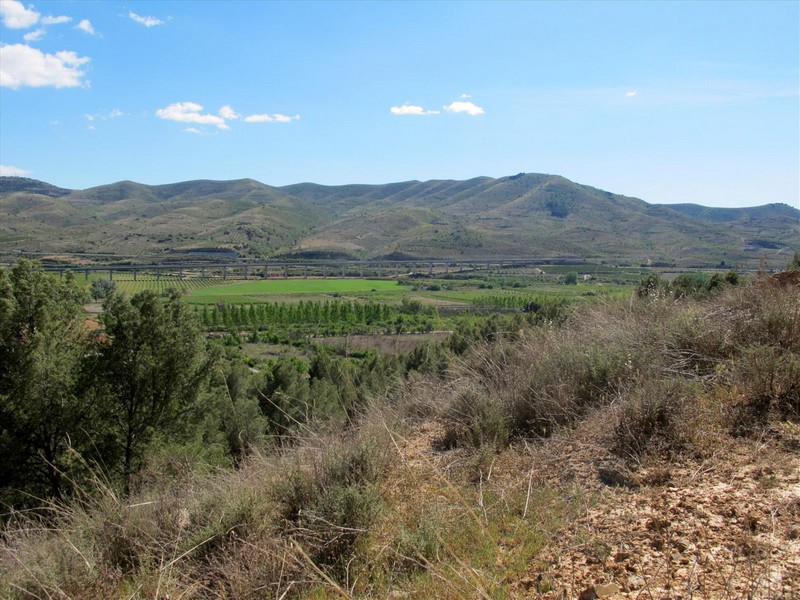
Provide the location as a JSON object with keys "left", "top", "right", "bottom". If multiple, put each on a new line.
{"left": 611, "top": 378, "right": 698, "bottom": 463}
{"left": 442, "top": 386, "right": 509, "bottom": 450}
{"left": 729, "top": 346, "right": 800, "bottom": 433}
{"left": 275, "top": 435, "right": 390, "bottom": 574}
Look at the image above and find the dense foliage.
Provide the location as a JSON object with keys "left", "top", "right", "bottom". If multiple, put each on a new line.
{"left": 2, "top": 262, "right": 557, "bottom": 506}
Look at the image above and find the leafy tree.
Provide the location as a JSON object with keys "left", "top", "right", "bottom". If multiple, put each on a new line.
{"left": 0, "top": 261, "right": 89, "bottom": 501}
{"left": 564, "top": 272, "right": 578, "bottom": 285}
{"left": 92, "top": 290, "right": 215, "bottom": 494}
{"left": 90, "top": 278, "right": 116, "bottom": 301}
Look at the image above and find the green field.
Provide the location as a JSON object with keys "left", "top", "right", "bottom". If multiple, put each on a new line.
{"left": 186, "top": 278, "right": 407, "bottom": 303}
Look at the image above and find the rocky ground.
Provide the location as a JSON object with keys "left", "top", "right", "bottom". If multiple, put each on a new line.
{"left": 388, "top": 414, "right": 800, "bottom": 599}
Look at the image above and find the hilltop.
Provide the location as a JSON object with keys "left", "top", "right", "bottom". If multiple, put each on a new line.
{"left": 1, "top": 173, "right": 797, "bottom": 267}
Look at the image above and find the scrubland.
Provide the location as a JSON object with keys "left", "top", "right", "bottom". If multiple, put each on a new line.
{"left": 2, "top": 273, "right": 798, "bottom": 598}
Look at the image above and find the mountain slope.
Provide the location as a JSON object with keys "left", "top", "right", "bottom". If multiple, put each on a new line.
{"left": 0, "top": 174, "right": 797, "bottom": 266}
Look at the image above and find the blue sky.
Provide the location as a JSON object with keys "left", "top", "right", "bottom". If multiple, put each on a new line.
{"left": 0, "top": 1, "right": 797, "bottom": 208}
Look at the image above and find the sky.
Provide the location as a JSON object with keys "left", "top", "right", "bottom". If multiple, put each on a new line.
{"left": 0, "top": 0, "right": 798, "bottom": 209}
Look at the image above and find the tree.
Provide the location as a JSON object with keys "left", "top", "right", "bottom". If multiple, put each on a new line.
{"left": 90, "top": 278, "right": 116, "bottom": 301}
{"left": 0, "top": 261, "right": 89, "bottom": 501}
{"left": 789, "top": 252, "right": 800, "bottom": 272}
{"left": 92, "top": 290, "right": 214, "bottom": 494}
{"left": 564, "top": 272, "right": 578, "bottom": 285}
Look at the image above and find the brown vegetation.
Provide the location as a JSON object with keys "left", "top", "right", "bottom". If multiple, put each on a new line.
{"left": 2, "top": 276, "right": 798, "bottom": 598}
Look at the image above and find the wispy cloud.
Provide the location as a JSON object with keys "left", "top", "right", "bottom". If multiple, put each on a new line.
{"left": 41, "top": 14, "right": 71, "bottom": 25}
{"left": 390, "top": 103, "right": 439, "bottom": 116}
{"left": 0, "top": 164, "right": 31, "bottom": 176}
{"left": 155, "top": 102, "right": 229, "bottom": 129}
{"left": 244, "top": 113, "right": 300, "bottom": 123}
{"left": 443, "top": 100, "right": 485, "bottom": 116}
{"left": 85, "top": 108, "right": 124, "bottom": 122}
{"left": 625, "top": 90, "right": 638, "bottom": 97}
{"left": 128, "top": 11, "right": 164, "bottom": 28}
{"left": 23, "top": 27, "right": 45, "bottom": 41}
{"left": 0, "top": 0, "right": 40, "bottom": 29}
{"left": 183, "top": 127, "right": 203, "bottom": 135}
{"left": 0, "top": 43, "right": 90, "bottom": 89}
{"left": 76, "top": 19, "right": 96, "bottom": 35}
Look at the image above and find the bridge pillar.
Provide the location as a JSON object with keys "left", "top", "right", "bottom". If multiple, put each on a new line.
{"left": 243, "top": 265, "right": 248, "bottom": 280}
{"left": 133, "top": 269, "right": 137, "bottom": 282}
{"left": 200, "top": 267, "right": 205, "bottom": 279}
{"left": 445, "top": 262, "right": 449, "bottom": 274}
{"left": 377, "top": 263, "right": 382, "bottom": 277}
{"left": 109, "top": 269, "right": 113, "bottom": 281}
{"left": 360, "top": 264, "right": 363, "bottom": 278}
{"left": 263, "top": 264, "right": 268, "bottom": 279}
{"left": 179, "top": 267, "right": 184, "bottom": 279}
{"left": 284, "top": 265, "right": 288, "bottom": 278}
{"left": 304, "top": 265, "right": 308, "bottom": 279}
{"left": 222, "top": 266, "right": 227, "bottom": 280}
{"left": 429, "top": 262, "right": 433, "bottom": 275}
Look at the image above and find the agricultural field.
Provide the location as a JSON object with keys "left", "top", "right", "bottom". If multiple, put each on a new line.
{"left": 186, "top": 278, "right": 405, "bottom": 304}
{"left": 113, "top": 277, "right": 230, "bottom": 296}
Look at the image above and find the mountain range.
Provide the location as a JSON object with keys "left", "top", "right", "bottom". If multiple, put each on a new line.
{"left": 1, "top": 173, "right": 797, "bottom": 268}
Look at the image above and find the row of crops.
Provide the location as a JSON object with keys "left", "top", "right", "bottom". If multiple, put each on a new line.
{"left": 108, "top": 277, "right": 231, "bottom": 295}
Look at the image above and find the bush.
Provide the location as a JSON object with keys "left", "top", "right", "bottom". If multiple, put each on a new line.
{"left": 442, "top": 386, "right": 509, "bottom": 450}
{"left": 276, "top": 435, "right": 390, "bottom": 574}
{"left": 611, "top": 378, "right": 698, "bottom": 463}
{"left": 728, "top": 346, "right": 800, "bottom": 433}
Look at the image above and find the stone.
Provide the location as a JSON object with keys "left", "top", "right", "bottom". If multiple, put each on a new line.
{"left": 628, "top": 575, "right": 646, "bottom": 590}
{"left": 595, "top": 582, "right": 621, "bottom": 598}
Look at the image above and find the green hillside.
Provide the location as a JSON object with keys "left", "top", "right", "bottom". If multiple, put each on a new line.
{"left": 1, "top": 174, "right": 797, "bottom": 267}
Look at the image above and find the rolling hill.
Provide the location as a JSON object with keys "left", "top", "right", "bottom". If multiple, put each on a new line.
{"left": 1, "top": 173, "right": 797, "bottom": 267}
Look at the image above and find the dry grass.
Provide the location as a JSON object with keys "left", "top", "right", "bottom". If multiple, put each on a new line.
{"left": 2, "top": 277, "right": 798, "bottom": 598}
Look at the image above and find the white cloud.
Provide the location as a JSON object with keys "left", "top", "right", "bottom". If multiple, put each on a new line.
{"left": 460, "top": 93, "right": 472, "bottom": 99}
{"left": 85, "top": 108, "right": 124, "bottom": 122}
{"left": 23, "top": 27, "right": 45, "bottom": 41}
{"left": 76, "top": 19, "right": 95, "bottom": 35}
{"left": 244, "top": 113, "right": 300, "bottom": 123}
{"left": 443, "top": 100, "right": 484, "bottom": 116}
{"left": 155, "top": 102, "right": 229, "bottom": 129}
{"left": 0, "top": 164, "right": 31, "bottom": 176}
{"left": 0, "top": 43, "right": 90, "bottom": 89}
{"left": 41, "top": 14, "right": 71, "bottom": 25}
{"left": 626, "top": 90, "right": 638, "bottom": 97}
{"left": 128, "top": 11, "right": 164, "bottom": 27}
{"left": 183, "top": 127, "right": 203, "bottom": 135}
{"left": 218, "top": 104, "right": 239, "bottom": 120}
{"left": 0, "top": 1, "right": 39, "bottom": 29}
{"left": 390, "top": 103, "right": 439, "bottom": 116}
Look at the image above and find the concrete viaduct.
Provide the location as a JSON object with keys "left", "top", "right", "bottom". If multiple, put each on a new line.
{"left": 39, "top": 257, "right": 582, "bottom": 281}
